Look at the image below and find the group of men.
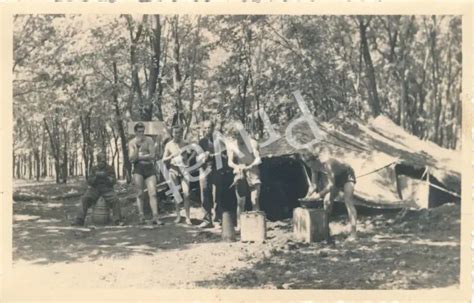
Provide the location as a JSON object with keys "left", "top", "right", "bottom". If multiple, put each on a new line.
{"left": 72, "top": 120, "right": 358, "bottom": 241}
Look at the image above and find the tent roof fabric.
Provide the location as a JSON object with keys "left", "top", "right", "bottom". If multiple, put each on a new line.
{"left": 260, "top": 115, "right": 461, "bottom": 207}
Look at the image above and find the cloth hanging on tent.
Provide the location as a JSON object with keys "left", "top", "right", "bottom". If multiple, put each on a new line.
{"left": 356, "top": 160, "right": 461, "bottom": 199}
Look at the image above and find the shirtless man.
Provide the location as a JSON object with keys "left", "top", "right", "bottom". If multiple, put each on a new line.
{"left": 162, "top": 126, "right": 192, "bottom": 225}
{"left": 227, "top": 125, "right": 262, "bottom": 229}
{"left": 300, "top": 146, "right": 358, "bottom": 241}
{"left": 129, "top": 122, "right": 162, "bottom": 225}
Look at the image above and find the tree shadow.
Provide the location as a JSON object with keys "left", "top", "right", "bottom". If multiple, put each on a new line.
{"left": 194, "top": 216, "right": 460, "bottom": 289}
{"left": 13, "top": 197, "right": 221, "bottom": 265}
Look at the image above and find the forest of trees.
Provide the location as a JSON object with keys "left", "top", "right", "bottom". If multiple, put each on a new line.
{"left": 12, "top": 14, "right": 462, "bottom": 183}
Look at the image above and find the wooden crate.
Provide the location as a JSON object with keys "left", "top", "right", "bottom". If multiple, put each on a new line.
{"left": 293, "top": 207, "right": 329, "bottom": 243}
{"left": 240, "top": 211, "right": 266, "bottom": 243}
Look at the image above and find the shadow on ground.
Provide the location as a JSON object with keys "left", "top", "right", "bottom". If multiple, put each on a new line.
{"left": 13, "top": 196, "right": 220, "bottom": 265}
{"left": 195, "top": 209, "right": 460, "bottom": 289}
{"left": 12, "top": 179, "right": 461, "bottom": 290}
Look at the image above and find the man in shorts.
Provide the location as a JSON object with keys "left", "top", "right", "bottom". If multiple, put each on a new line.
{"left": 300, "top": 146, "right": 358, "bottom": 241}
{"left": 72, "top": 153, "right": 122, "bottom": 226}
{"left": 129, "top": 122, "right": 162, "bottom": 225}
{"left": 162, "top": 126, "right": 192, "bottom": 225}
{"left": 227, "top": 124, "right": 262, "bottom": 230}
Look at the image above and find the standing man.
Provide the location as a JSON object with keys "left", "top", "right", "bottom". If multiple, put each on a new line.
{"left": 129, "top": 122, "right": 162, "bottom": 225}
{"left": 72, "top": 153, "right": 122, "bottom": 226}
{"left": 197, "top": 121, "right": 224, "bottom": 228}
{"left": 162, "top": 126, "right": 192, "bottom": 225}
{"left": 227, "top": 124, "right": 262, "bottom": 230}
{"left": 300, "top": 146, "right": 358, "bottom": 241}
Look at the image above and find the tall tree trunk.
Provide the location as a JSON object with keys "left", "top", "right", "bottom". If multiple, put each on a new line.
{"left": 184, "top": 16, "right": 201, "bottom": 138}
{"left": 43, "top": 118, "right": 62, "bottom": 184}
{"left": 61, "top": 123, "right": 68, "bottom": 183}
{"left": 398, "top": 72, "right": 409, "bottom": 128}
{"left": 79, "top": 112, "right": 92, "bottom": 179}
{"left": 16, "top": 157, "right": 21, "bottom": 179}
{"left": 12, "top": 152, "right": 16, "bottom": 179}
{"left": 21, "top": 155, "right": 25, "bottom": 178}
{"left": 40, "top": 129, "right": 47, "bottom": 177}
{"left": 99, "top": 122, "right": 108, "bottom": 157}
{"left": 48, "top": 156, "right": 53, "bottom": 178}
{"left": 125, "top": 15, "right": 146, "bottom": 120}
{"left": 34, "top": 150, "right": 40, "bottom": 181}
{"left": 23, "top": 121, "right": 41, "bottom": 180}
{"left": 111, "top": 127, "right": 121, "bottom": 179}
{"left": 358, "top": 17, "right": 382, "bottom": 117}
{"left": 429, "top": 16, "right": 442, "bottom": 144}
{"left": 69, "top": 150, "right": 75, "bottom": 177}
{"left": 415, "top": 51, "right": 429, "bottom": 139}
{"left": 42, "top": 151, "right": 47, "bottom": 177}
{"left": 28, "top": 152, "right": 32, "bottom": 179}
{"left": 112, "top": 61, "right": 131, "bottom": 182}
{"left": 172, "top": 15, "right": 184, "bottom": 117}
{"left": 116, "top": 143, "right": 121, "bottom": 179}
{"left": 75, "top": 155, "right": 78, "bottom": 176}
{"left": 143, "top": 14, "right": 162, "bottom": 121}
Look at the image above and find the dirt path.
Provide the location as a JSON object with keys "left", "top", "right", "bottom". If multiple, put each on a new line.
{"left": 10, "top": 180, "right": 460, "bottom": 290}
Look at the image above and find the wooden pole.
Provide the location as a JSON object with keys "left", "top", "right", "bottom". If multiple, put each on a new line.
{"left": 221, "top": 211, "right": 236, "bottom": 242}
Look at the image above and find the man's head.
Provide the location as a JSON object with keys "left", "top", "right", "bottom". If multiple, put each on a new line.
{"left": 300, "top": 145, "right": 330, "bottom": 165}
{"left": 316, "top": 146, "right": 330, "bottom": 162}
{"left": 134, "top": 122, "right": 146, "bottom": 139}
{"left": 172, "top": 126, "right": 184, "bottom": 142}
{"left": 300, "top": 150, "right": 318, "bottom": 165}
{"left": 202, "top": 120, "right": 215, "bottom": 138}
{"left": 230, "top": 122, "right": 248, "bottom": 144}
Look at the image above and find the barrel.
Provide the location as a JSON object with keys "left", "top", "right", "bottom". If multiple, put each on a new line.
{"left": 92, "top": 198, "right": 110, "bottom": 225}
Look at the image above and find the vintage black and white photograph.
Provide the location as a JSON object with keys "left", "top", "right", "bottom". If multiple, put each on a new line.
{"left": 9, "top": 12, "right": 464, "bottom": 292}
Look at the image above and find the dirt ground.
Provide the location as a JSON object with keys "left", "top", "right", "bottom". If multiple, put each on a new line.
{"left": 9, "top": 178, "right": 460, "bottom": 290}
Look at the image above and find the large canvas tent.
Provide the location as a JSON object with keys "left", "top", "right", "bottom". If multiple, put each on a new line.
{"left": 258, "top": 115, "right": 461, "bottom": 218}
{"left": 128, "top": 117, "right": 461, "bottom": 221}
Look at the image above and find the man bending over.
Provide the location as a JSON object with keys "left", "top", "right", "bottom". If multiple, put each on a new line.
{"left": 300, "top": 147, "right": 358, "bottom": 241}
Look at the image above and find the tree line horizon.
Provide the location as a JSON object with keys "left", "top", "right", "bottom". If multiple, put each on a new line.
{"left": 12, "top": 14, "right": 462, "bottom": 183}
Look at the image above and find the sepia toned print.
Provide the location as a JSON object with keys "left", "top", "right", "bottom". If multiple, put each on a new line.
{"left": 3, "top": 5, "right": 471, "bottom": 301}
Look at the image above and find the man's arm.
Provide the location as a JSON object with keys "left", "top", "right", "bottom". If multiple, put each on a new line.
{"left": 162, "top": 142, "right": 174, "bottom": 162}
{"left": 129, "top": 140, "right": 138, "bottom": 163}
{"left": 306, "top": 169, "right": 318, "bottom": 195}
{"left": 197, "top": 139, "right": 211, "bottom": 163}
{"left": 106, "top": 165, "right": 117, "bottom": 186}
{"left": 245, "top": 140, "right": 262, "bottom": 170}
{"left": 227, "top": 142, "right": 240, "bottom": 171}
{"left": 185, "top": 141, "right": 199, "bottom": 166}
{"left": 316, "top": 165, "right": 334, "bottom": 198}
{"left": 136, "top": 138, "right": 156, "bottom": 161}
{"left": 87, "top": 167, "right": 97, "bottom": 186}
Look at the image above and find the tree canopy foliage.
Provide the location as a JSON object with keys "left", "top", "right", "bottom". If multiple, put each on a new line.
{"left": 13, "top": 14, "right": 462, "bottom": 183}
